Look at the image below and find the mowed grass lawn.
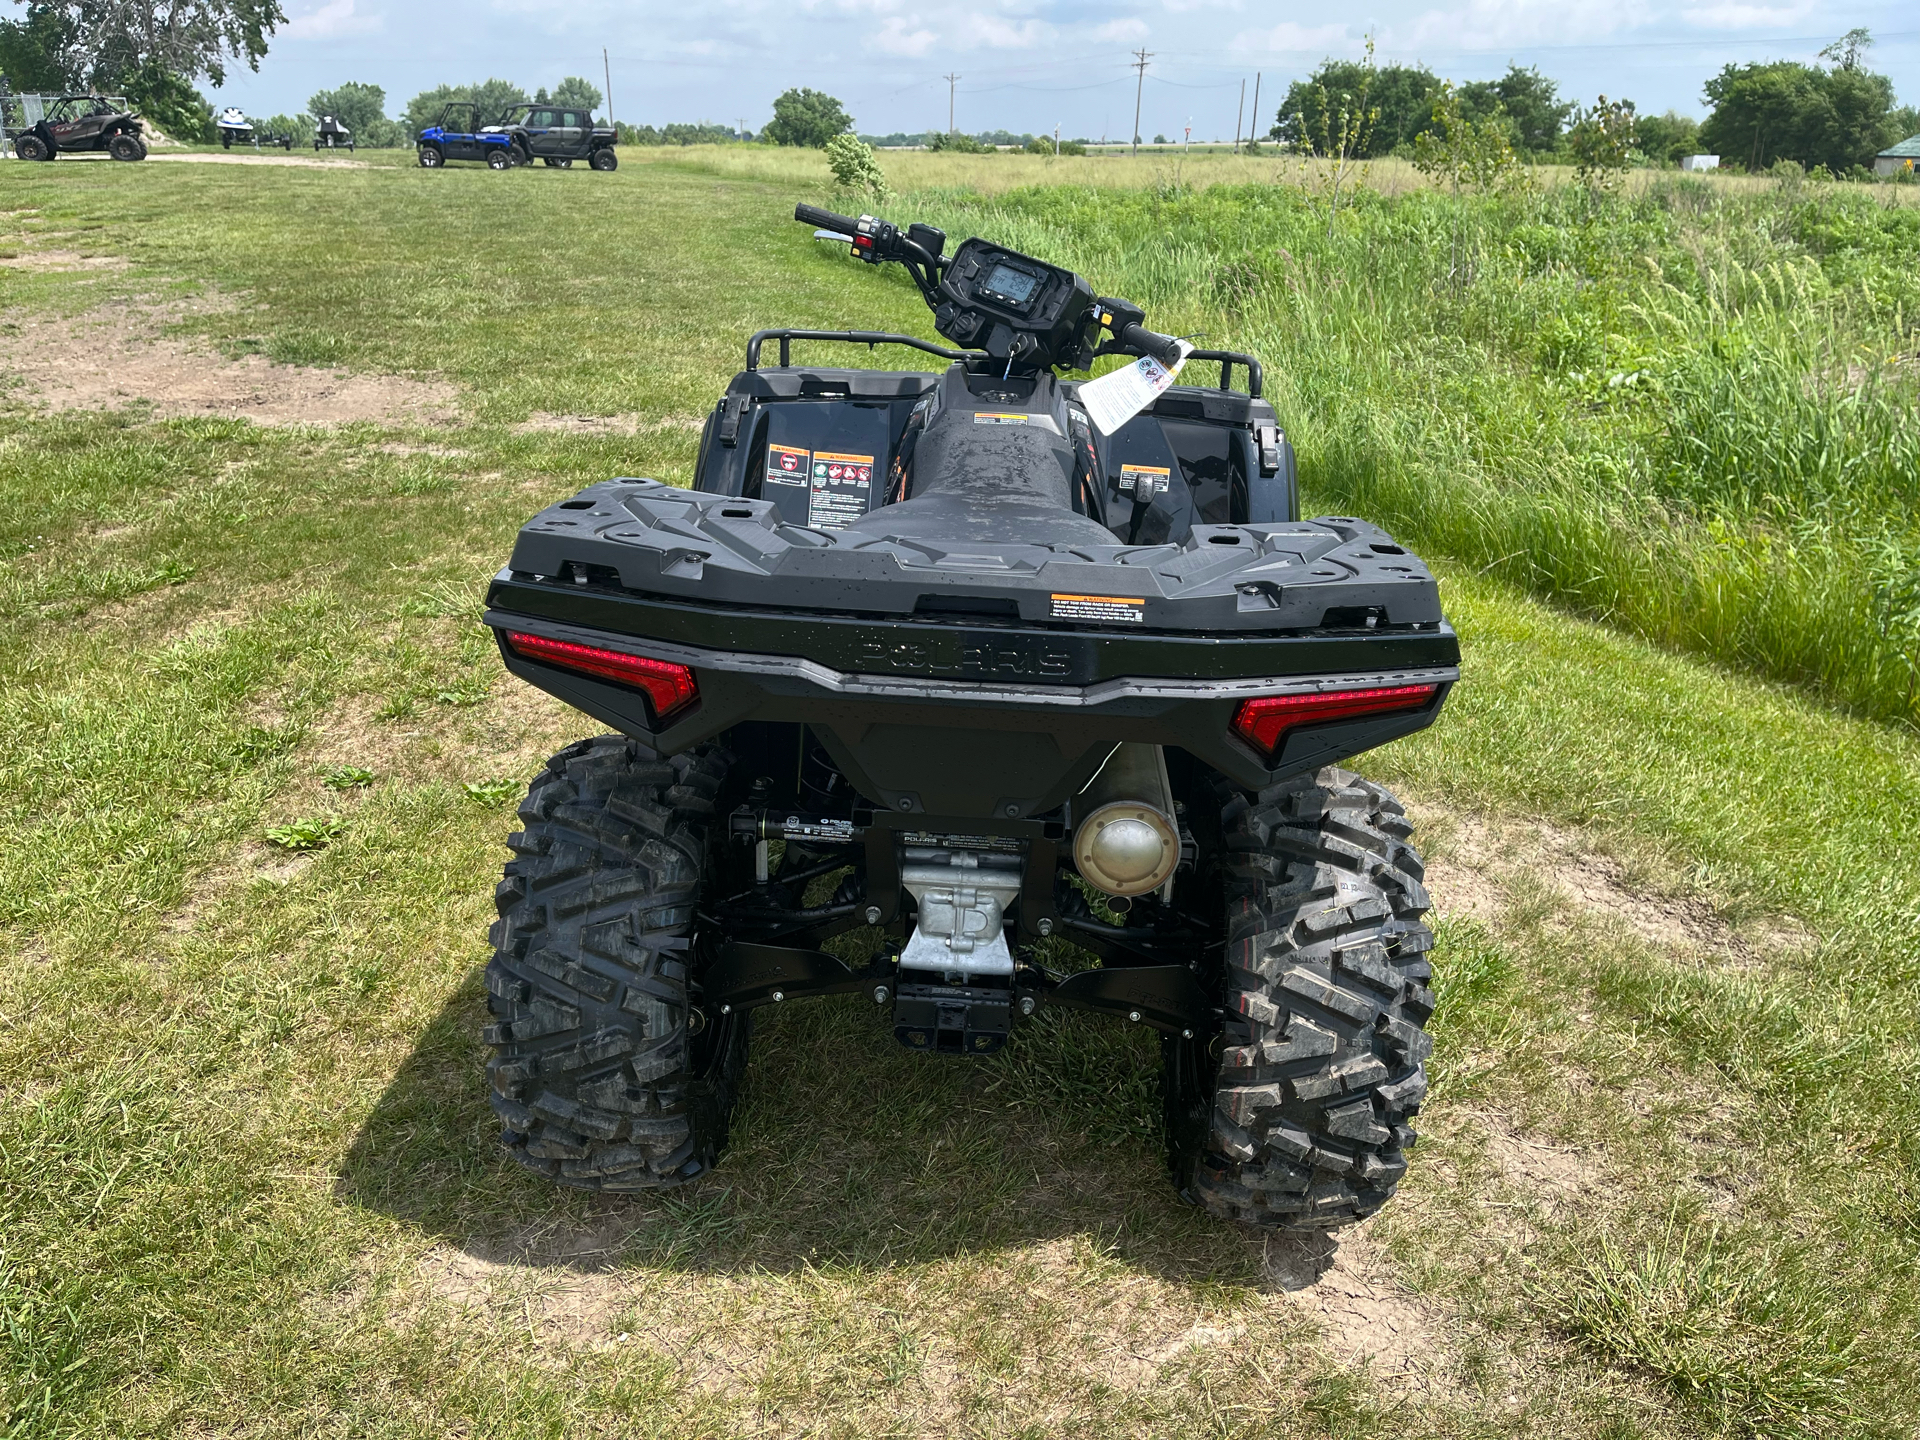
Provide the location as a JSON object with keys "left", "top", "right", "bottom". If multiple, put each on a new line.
{"left": 2, "top": 150, "right": 1918, "bottom": 1438}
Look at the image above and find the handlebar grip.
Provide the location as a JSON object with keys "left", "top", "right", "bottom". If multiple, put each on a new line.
{"left": 1115, "top": 323, "right": 1184, "bottom": 368}
{"left": 794, "top": 203, "right": 860, "bottom": 235}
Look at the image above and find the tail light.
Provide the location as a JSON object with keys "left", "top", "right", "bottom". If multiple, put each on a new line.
{"left": 1232, "top": 683, "right": 1438, "bottom": 758}
{"left": 502, "top": 631, "right": 698, "bottom": 723}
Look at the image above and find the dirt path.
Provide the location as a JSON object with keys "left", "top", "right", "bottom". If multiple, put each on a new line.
{"left": 145, "top": 151, "right": 369, "bottom": 169}
{"left": 0, "top": 298, "right": 453, "bottom": 427}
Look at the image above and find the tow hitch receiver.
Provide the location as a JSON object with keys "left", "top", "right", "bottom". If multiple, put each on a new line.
{"left": 893, "top": 979, "right": 1011, "bottom": 1054}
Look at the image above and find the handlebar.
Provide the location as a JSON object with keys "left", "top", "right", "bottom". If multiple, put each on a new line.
{"left": 1113, "top": 322, "right": 1184, "bottom": 369}
{"left": 794, "top": 202, "right": 860, "bottom": 236}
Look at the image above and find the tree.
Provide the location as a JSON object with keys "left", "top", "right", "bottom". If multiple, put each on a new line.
{"left": 0, "top": 2, "right": 74, "bottom": 90}
{"left": 533, "top": 76, "right": 600, "bottom": 114}
{"left": 1413, "top": 82, "right": 1524, "bottom": 195}
{"left": 764, "top": 87, "right": 850, "bottom": 148}
{"left": 1819, "top": 28, "right": 1872, "bottom": 71}
{"left": 1277, "top": 57, "right": 1441, "bottom": 156}
{"left": 825, "top": 133, "right": 888, "bottom": 202}
{"left": 308, "top": 81, "right": 400, "bottom": 146}
{"left": 1698, "top": 40, "right": 1897, "bottom": 172}
{"left": 125, "top": 61, "right": 213, "bottom": 139}
{"left": 403, "top": 79, "right": 528, "bottom": 138}
{"left": 1457, "top": 64, "right": 1568, "bottom": 153}
{"left": 1568, "top": 95, "right": 1636, "bottom": 193}
{"left": 1633, "top": 110, "right": 1701, "bottom": 165}
{"left": 1890, "top": 105, "right": 1920, "bottom": 143}
{"left": 926, "top": 129, "right": 986, "bottom": 153}
{"left": 2, "top": 0, "right": 282, "bottom": 91}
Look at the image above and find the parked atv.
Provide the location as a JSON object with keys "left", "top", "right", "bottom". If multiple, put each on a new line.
{"left": 489, "top": 103, "right": 618, "bottom": 170}
{"left": 416, "top": 102, "right": 515, "bottom": 169}
{"left": 479, "top": 204, "right": 1456, "bottom": 1232}
{"left": 6, "top": 93, "right": 146, "bottom": 161}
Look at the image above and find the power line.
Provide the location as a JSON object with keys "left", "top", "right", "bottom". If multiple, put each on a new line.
{"left": 1130, "top": 48, "right": 1152, "bottom": 155}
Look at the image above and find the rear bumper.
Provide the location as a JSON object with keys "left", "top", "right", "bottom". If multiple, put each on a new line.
{"left": 485, "top": 573, "right": 1457, "bottom": 819}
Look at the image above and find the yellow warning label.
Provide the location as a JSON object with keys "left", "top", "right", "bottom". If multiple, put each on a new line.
{"left": 1050, "top": 593, "right": 1146, "bottom": 624}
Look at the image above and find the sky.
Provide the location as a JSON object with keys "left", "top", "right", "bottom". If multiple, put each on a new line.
{"left": 207, "top": 0, "right": 1920, "bottom": 139}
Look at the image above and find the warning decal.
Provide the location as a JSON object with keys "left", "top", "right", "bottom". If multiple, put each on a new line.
{"left": 1116, "top": 463, "right": 1171, "bottom": 500}
{"left": 807, "top": 450, "right": 875, "bottom": 530}
{"left": 1050, "top": 593, "right": 1147, "bottom": 624}
{"left": 973, "top": 412, "right": 1030, "bottom": 426}
{"left": 765, "top": 442, "right": 809, "bottom": 486}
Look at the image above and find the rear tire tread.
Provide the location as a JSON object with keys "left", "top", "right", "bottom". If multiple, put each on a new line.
{"left": 485, "top": 735, "right": 744, "bottom": 1193}
{"left": 1193, "top": 766, "right": 1434, "bottom": 1229}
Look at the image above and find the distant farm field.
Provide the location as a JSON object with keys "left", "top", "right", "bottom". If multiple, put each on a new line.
{"left": 3, "top": 148, "right": 1919, "bottom": 1439}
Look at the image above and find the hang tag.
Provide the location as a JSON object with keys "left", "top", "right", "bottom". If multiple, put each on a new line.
{"left": 1077, "top": 341, "right": 1194, "bottom": 436}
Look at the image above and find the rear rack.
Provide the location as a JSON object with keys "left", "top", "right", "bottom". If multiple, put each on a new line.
{"left": 745, "top": 329, "right": 1265, "bottom": 398}
{"left": 1183, "top": 349, "right": 1264, "bottom": 399}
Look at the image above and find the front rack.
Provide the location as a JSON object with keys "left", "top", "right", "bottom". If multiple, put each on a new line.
{"left": 743, "top": 329, "right": 1265, "bottom": 399}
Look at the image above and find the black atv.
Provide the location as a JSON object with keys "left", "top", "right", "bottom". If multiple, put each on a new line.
{"left": 7, "top": 93, "right": 146, "bottom": 161}
{"left": 479, "top": 203, "right": 1456, "bottom": 1232}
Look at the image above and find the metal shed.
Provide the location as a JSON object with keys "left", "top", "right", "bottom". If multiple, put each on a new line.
{"left": 1876, "top": 136, "right": 1920, "bottom": 178}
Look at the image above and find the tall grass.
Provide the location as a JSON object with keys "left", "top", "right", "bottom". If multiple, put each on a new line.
{"left": 829, "top": 168, "right": 1920, "bottom": 724}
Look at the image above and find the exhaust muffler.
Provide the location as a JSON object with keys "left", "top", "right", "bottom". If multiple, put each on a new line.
{"left": 1071, "top": 743, "right": 1179, "bottom": 897}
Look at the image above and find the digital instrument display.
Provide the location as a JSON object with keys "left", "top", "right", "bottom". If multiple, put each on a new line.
{"left": 982, "top": 263, "right": 1040, "bottom": 307}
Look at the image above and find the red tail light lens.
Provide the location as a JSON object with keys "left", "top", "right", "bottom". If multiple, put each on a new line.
{"left": 503, "top": 631, "right": 698, "bottom": 722}
{"left": 1232, "top": 683, "right": 1438, "bottom": 757}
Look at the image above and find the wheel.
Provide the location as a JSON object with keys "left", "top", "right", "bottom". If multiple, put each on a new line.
{"left": 107, "top": 133, "right": 143, "bottom": 161}
{"left": 589, "top": 148, "right": 617, "bottom": 171}
{"left": 221, "top": 132, "right": 232, "bottom": 148}
{"left": 417, "top": 145, "right": 443, "bottom": 168}
{"left": 15, "top": 134, "right": 50, "bottom": 162}
{"left": 485, "top": 735, "right": 750, "bottom": 1191}
{"left": 1168, "top": 766, "right": 1434, "bottom": 1230}
{"left": 487, "top": 148, "right": 512, "bottom": 170}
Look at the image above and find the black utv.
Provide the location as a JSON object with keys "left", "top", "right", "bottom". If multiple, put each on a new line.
{"left": 6, "top": 93, "right": 146, "bottom": 161}
{"left": 490, "top": 103, "right": 618, "bottom": 169}
{"left": 479, "top": 204, "right": 1455, "bottom": 1232}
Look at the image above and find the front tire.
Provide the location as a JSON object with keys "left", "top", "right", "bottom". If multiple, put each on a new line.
{"left": 590, "top": 148, "right": 617, "bottom": 171}
{"left": 417, "top": 145, "right": 443, "bottom": 168}
{"left": 487, "top": 148, "right": 513, "bottom": 171}
{"left": 485, "top": 736, "right": 749, "bottom": 1192}
{"left": 108, "top": 133, "right": 143, "bottom": 161}
{"left": 15, "top": 134, "right": 50, "bottom": 161}
{"left": 1175, "top": 767, "right": 1435, "bottom": 1229}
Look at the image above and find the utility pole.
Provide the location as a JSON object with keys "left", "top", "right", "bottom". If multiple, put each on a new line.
{"left": 943, "top": 72, "right": 960, "bottom": 135}
{"left": 1249, "top": 72, "right": 1262, "bottom": 149}
{"left": 1053, "top": 123, "right": 1060, "bottom": 156}
{"left": 603, "top": 47, "right": 614, "bottom": 132}
{"left": 1130, "top": 48, "right": 1152, "bottom": 156}
{"left": 1233, "top": 78, "right": 1245, "bottom": 152}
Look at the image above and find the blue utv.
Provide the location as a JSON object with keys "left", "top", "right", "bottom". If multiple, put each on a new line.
{"left": 417, "top": 102, "right": 515, "bottom": 169}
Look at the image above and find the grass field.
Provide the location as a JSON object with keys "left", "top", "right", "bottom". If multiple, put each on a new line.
{"left": 3, "top": 148, "right": 1919, "bottom": 1438}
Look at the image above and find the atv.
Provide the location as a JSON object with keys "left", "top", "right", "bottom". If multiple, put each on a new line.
{"left": 5, "top": 93, "right": 146, "bottom": 161}
{"left": 416, "top": 102, "right": 515, "bottom": 169}
{"left": 478, "top": 203, "right": 1456, "bottom": 1232}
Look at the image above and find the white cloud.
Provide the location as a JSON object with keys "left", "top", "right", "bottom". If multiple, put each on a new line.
{"left": 873, "top": 15, "right": 938, "bottom": 55}
{"left": 1094, "top": 18, "right": 1150, "bottom": 41}
{"left": 1230, "top": 20, "right": 1354, "bottom": 54}
{"left": 284, "top": 0, "right": 381, "bottom": 39}
{"left": 1399, "top": 0, "right": 1652, "bottom": 51}
{"left": 961, "top": 15, "right": 1054, "bottom": 49}
{"left": 1678, "top": 1, "right": 1815, "bottom": 29}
